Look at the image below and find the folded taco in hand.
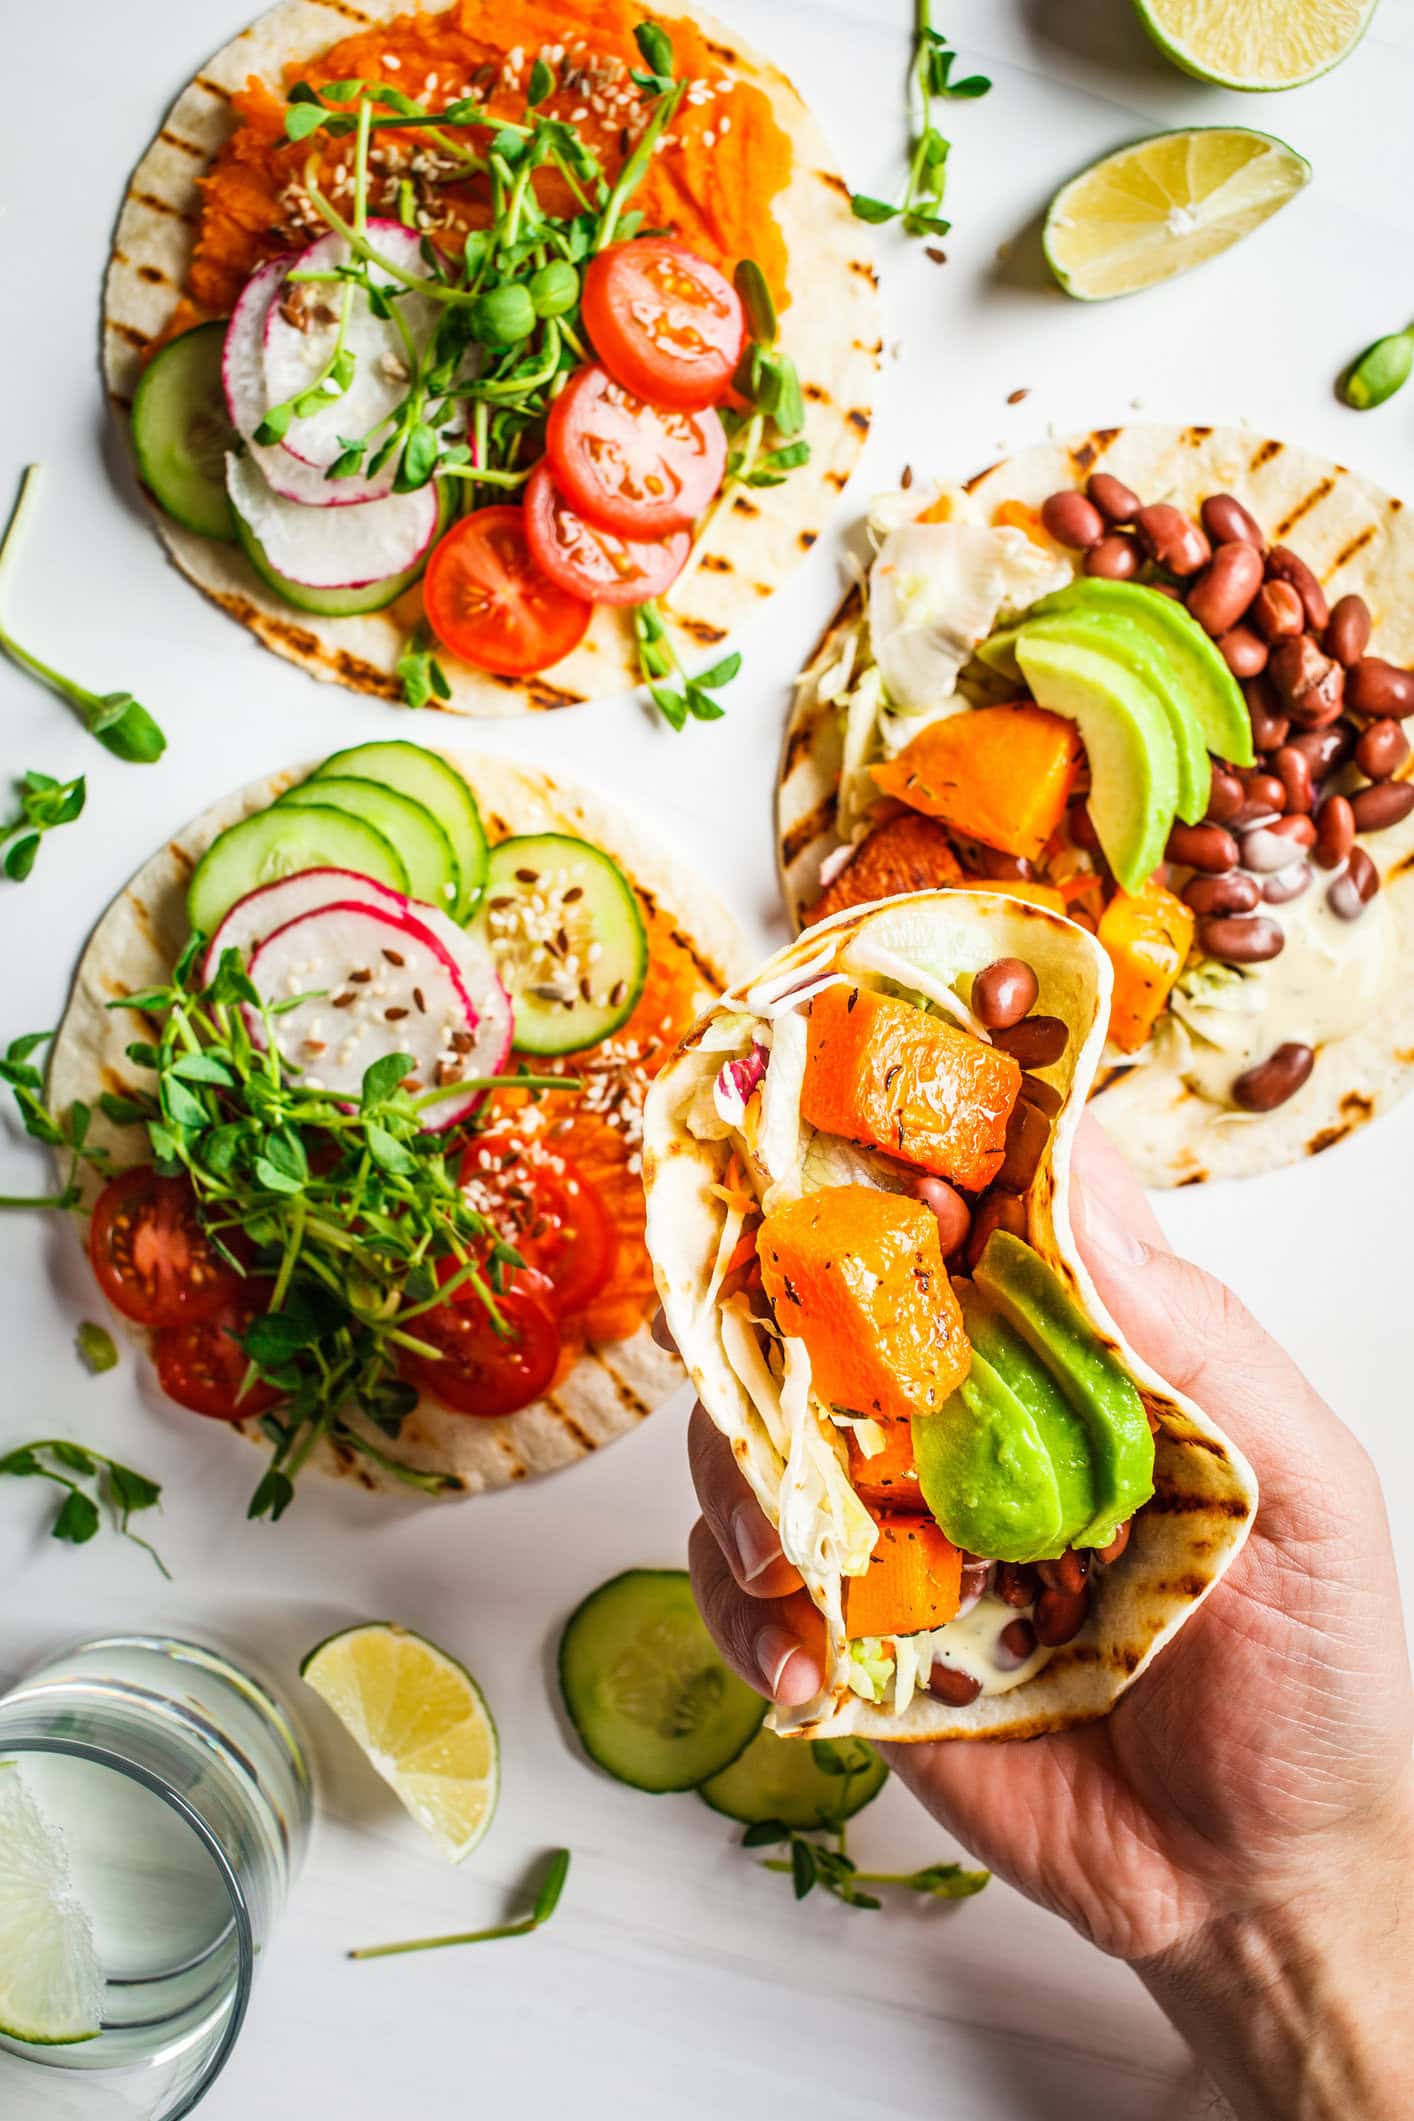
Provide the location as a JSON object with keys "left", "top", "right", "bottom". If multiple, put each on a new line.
{"left": 643, "top": 892, "right": 1256, "bottom": 1739}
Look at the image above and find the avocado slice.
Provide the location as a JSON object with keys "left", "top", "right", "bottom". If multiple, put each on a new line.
{"left": 958, "top": 1282, "right": 1098, "bottom": 1549}
{"left": 1014, "top": 633, "right": 1179, "bottom": 894}
{"left": 912, "top": 1346, "right": 1064, "bottom": 1564}
{"left": 973, "top": 1231, "right": 1155, "bottom": 1547}
{"left": 981, "top": 578, "right": 1253, "bottom": 769}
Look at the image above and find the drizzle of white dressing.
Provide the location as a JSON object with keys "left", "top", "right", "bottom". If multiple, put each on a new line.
{"left": 895, "top": 1596, "right": 1052, "bottom": 1704}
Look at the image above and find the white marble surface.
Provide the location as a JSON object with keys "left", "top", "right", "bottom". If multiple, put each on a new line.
{"left": 2, "top": 2, "right": 1413, "bottom": 2115}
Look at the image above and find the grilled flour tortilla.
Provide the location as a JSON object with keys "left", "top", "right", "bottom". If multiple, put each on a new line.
{"left": 777, "top": 425, "right": 1414, "bottom": 1186}
{"left": 643, "top": 892, "right": 1257, "bottom": 1740}
{"left": 48, "top": 753, "right": 741, "bottom": 1497}
{"left": 102, "top": 0, "right": 878, "bottom": 714}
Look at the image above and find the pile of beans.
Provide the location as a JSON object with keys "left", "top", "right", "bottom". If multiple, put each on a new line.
{"left": 1039, "top": 475, "right": 1414, "bottom": 1111}
{"left": 926, "top": 1521, "right": 1135, "bottom": 1700}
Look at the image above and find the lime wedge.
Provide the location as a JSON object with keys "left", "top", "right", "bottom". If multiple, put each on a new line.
{"left": 0, "top": 1764, "right": 103, "bottom": 2046}
{"left": 1044, "top": 128, "right": 1310, "bottom": 301}
{"left": 1133, "top": 0, "right": 1378, "bottom": 91}
{"left": 301, "top": 1625, "right": 499, "bottom": 1863}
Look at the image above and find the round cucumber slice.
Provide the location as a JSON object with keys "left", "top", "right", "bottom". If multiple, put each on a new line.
{"left": 477, "top": 834, "right": 648, "bottom": 1056}
{"left": 131, "top": 323, "right": 237, "bottom": 542}
{"left": 312, "top": 743, "right": 488, "bottom": 919}
{"left": 279, "top": 776, "right": 458, "bottom": 912}
{"left": 230, "top": 476, "right": 449, "bottom": 617}
{"left": 558, "top": 1570, "right": 766, "bottom": 1793}
{"left": 698, "top": 1729, "right": 888, "bottom": 1829}
{"left": 188, "top": 804, "right": 409, "bottom": 937}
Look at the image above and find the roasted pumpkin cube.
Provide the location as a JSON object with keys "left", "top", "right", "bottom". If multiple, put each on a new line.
{"left": 1098, "top": 881, "right": 1195, "bottom": 1054}
{"left": 805, "top": 813, "right": 962, "bottom": 927}
{"left": 801, "top": 984, "right": 1021, "bottom": 1191}
{"left": 845, "top": 1513, "right": 963, "bottom": 1639}
{"left": 758, "top": 1185, "right": 970, "bottom": 1424}
{"left": 871, "top": 703, "right": 1082, "bottom": 863}
{"left": 847, "top": 1421, "right": 922, "bottom": 1509}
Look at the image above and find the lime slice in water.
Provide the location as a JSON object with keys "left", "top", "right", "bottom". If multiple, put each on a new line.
{"left": 0, "top": 1764, "right": 103, "bottom": 2046}
{"left": 300, "top": 1625, "right": 499, "bottom": 1863}
{"left": 1044, "top": 128, "right": 1310, "bottom": 302}
{"left": 1133, "top": 0, "right": 1379, "bottom": 91}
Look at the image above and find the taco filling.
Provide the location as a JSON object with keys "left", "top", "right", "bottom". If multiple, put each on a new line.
{"left": 791, "top": 457, "right": 1412, "bottom": 1126}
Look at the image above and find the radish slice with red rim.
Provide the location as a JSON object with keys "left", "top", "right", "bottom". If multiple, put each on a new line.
{"left": 202, "top": 866, "right": 408, "bottom": 984}
{"left": 225, "top": 454, "right": 440, "bottom": 588}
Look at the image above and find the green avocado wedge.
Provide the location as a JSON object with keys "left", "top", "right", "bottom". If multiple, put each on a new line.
{"left": 973, "top": 1231, "right": 1155, "bottom": 1548}
{"left": 957, "top": 1282, "right": 1098, "bottom": 1549}
{"left": 913, "top": 1345, "right": 1064, "bottom": 1564}
{"left": 1015, "top": 632, "right": 1178, "bottom": 894}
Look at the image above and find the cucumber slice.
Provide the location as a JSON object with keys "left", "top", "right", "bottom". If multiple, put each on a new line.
{"left": 698, "top": 1729, "right": 888, "bottom": 1829}
{"left": 279, "top": 776, "right": 458, "bottom": 912}
{"left": 558, "top": 1570, "right": 766, "bottom": 1793}
{"left": 477, "top": 834, "right": 648, "bottom": 1055}
{"left": 312, "top": 743, "right": 488, "bottom": 919}
{"left": 188, "top": 804, "right": 409, "bottom": 937}
{"left": 130, "top": 324, "right": 237, "bottom": 542}
{"left": 230, "top": 475, "right": 448, "bottom": 617}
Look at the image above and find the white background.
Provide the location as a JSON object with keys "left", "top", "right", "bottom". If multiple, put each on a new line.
{"left": 2, "top": 2, "right": 1412, "bottom": 2116}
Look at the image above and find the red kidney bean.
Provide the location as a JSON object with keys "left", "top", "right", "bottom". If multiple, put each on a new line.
{"left": 1087, "top": 471, "right": 1141, "bottom": 523}
{"left": 1250, "top": 579, "right": 1305, "bottom": 642}
{"left": 1233, "top": 1043, "right": 1315, "bottom": 1112}
{"left": 994, "top": 1562, "right": 1039, "bottom": 1609}
{"left": 1347, "top": 657, "right": 1414, "bottom": 720}
{"left": 1266, "top": 545, "right": 1329, "bottom": 631}
{"left": 1269, "top": 634, "right": 1333, "bottom": 709}
{"left": 1287, "top": 725, "right": 1353, "bottom": 778}
{"left": 1354, "top": 719, "right": 1410, "bottom": 781}
{"left": 973, "top": 956, "right": 1039, "bottom": 1030}
{"left": 966, "top": 1189, "right": 1027, "bottom": 1270}
{"left": 989, "top": 1015, "right": 1069, "bottom": 1066}
{"left": 977, "top": 849, "right": 1037, "bottom": 883}
{"left": 1313, "top": 793, "right": 1355, "bottom": 870}
{"left": 1041, "top": 490, "right": 1105, "bottom": 549}
{"left": 1134, "top": 502, "right": 1211, "bottom": 575}
{"left": 1262, "top": 863, "right": 1312, "bottom": 906}
{"left": 1096, "top": 1521, "right": 1132, "bottom": 1567}
{"left": 1239, "top": 768, "right": 1289, "bottom": 815}
{"left": 1349, "top": 781, "right": 1414, "bottom": 834}
{"left": 1036, "top": 1549, "right": 1090, "bottom": 1596}
{"left": 997, "top": 1097, "right": 1051, "bottom": 1193}
{"left": 1243, "top": 676, "right": 1289, "bottom": 752}
{"left": 1241, "top": 816, "right": 1315, "bottom": 871}
{"left": 1019, "top": 1072, "right": 1063, "bottom": 1118}
{"left": 1328, "top": 845, "right": 1380, "bottom": 919}
{"left": 1200, "top": 493, "right": 1264, "bottom": 550}
{"left": 1149, "top": 583, "right": 1183, "bottom": 601}
{"left": 1205, "top": 768, "right": 1246, "bottom": 824}
{"left": 1186, "top": 542, "right": 1264, "bottom": 637}
{"left": 1084, "top": 532, "right": 1140, "bottom": 580}
{"left": 1183, "top": 870, "right": 1260, "bottom": 916}
{"left": 1167, "top": 820, "right": 1239, "bottom": 872}
{"left": 1197, "top": 914, "right": 1285, "bottom": 963}
{"left": 1325, "top": 593, "right": 1372, "bottom": 668}
{"left": 996, "top": 1618, "right": 1039, "bottom": 1667}
{"left": 928, "top": 1662, "right": 983, "bottom": 1706}
{"left": 1218, "top": 626, "right": 1268, "bottom": 679}
{"left": 1273, "top": 744, "right": 1315, "bottom": 814}
{"left": 913, "top": 1175, "right": 972, "bottom": 1258}
{"left": 1034, "top": 1587, "right": 1090, "bottom": 1648}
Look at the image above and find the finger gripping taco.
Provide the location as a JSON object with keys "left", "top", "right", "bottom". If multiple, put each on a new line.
{"left": 643, "top": 891, "right": 1256, "bottom": 1739}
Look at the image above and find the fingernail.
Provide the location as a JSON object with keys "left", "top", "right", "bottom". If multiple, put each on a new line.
{"left": 732, "top": 1504, "right": 782, "bottom": 1584}
{"left": 1075, "top": 1184, "right": 1149, "bottom": 1267}
{"left": 755, "top": 1625, "right": 820, "bottom": 1705}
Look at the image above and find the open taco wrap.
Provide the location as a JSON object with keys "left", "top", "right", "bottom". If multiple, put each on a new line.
{"left": 643, "top": 890, "right": 1257, "bottom": 1740}
{"left": 777, "top": 424, "right": 1414, "bottom": 1185}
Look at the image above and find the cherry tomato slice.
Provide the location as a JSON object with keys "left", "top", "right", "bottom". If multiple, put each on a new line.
{"left": 546, "top": 366, "right": 727, "bottom": 538}
{"left": 400, "top": 1272, "right": 561, "bottom": 1418}
{"left": 89, "top": 1166, "right": 242, "bottom": 1328}
{"left": 153, "top": 1282, "right": 283, "bottom": 1422}
{"left": 523, "top": 462, "right": 690, "bottom": 608}
{"left": 458, "top": 1131, "right": 617, "bottom": 1315}
{"left": 422, "top": 506, "right": 593, "bottom": 676}
{"left": 583, "top": 240, "right": 746, "bottom": 411}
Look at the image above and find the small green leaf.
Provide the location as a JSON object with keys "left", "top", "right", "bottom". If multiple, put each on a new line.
{"left": 734, "top": 258, "right": 777, "bottom": 345}
{"left": 366, "top": 1122, "right": 418, "bottom": 1176}
{"left": 4, "top": 834, "right": 40, "bottom": 881}
{"left": 286, "top": 102, "right": 328, "bottom": 142}
{"left": 255, "top": 402, "right": 295, "bottom": 446}
{"left": 1340, "top": 326, "right": 1414, "bottom": 411}
{"left": 531, "top": 1848, "right": 571, "bottom": 1924}
{"left": 527, "top": 57, "right": 555, "bottom": 106}
{"left": 248, "top": 1467, "right": 296, "bottom": 1522}
{"left": 633, "top": 21, "right": 676, "bottom": 81}
{"left": 790, "top": 1838, "right": 818, "bottom": 1900}
{"left": 52, "top": 1489, "right": 101, "bottom": 1546}
{"left": 108, "top": 1462, "right": 161, "bottom": 1514}
{"left": 693, "top": 651, "right": 742, "bottom": 691}
{"left": 850, "top": 195, "right": 901, "bottom": 225}
{"left": 741, "top": 1820, "right": 791, "bottom": 1848}
{"left": 170, "top": 1052, "right": 237, "bottom": 1087}
{"left": 76, "top": 1322, "right": 118, "bottom": 1375}
{"left": 362, "top": 1052, "right": 414, "bottom": 1108}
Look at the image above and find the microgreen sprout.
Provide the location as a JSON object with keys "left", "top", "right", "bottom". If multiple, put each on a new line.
{"left": 633, "top": 602, "right": 740, "bottom": 731}
{"left": 0, "top": 1030, "right": 109, "bottom": 1210}
{"left": 396, "top": 626, "right": 452, "bottom": 709}
{"left": 851, "top": 0, "right": 990, "bottom": 240}
{"left": 349, "top": 1846, "right": 572, "bottom": 1958}
{"left": 0, "top": 1439, "right": 169, "bottom": 1576}
{"left": 76, "top": 1322, "right": 119, "bottom": 1375}
{"left": 0, "top": 468, "right": 167, "bottom": 763}
{"left": 1, "top": 770, "right": 86, "bottom": 881}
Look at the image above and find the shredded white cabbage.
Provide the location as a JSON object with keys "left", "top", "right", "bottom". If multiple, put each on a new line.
{"left": 839, "top": 933, "right": 991, "bottom": 1040}
{"left": 719, "top": 1299, "right": 792, "bottom": 1460}
{"left": 744, "top": 940, "right": 839, "bottom": 1015}
{"left": 868, "top": 522, "right": 1071, "bottom": 718}
{"left": 756, "top": 1008, "right": 808, "bottom": 1208}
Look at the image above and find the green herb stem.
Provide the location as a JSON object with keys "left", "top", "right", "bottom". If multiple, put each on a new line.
{"left": 349, "top": 1848, "right": 571, "bottom": 1959}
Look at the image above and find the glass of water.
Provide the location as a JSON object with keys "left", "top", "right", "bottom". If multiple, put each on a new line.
{"left": 0, "top": 1634, "right": 313, "bottom": 2118}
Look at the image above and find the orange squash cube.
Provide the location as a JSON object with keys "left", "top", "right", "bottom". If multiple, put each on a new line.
{"left": 804, "top": 813, "right": 962, "bottom": 927}
{"left": 758, "top": 1185, "right": 970, "bottom": 1424}
{"left": 1098, "top": 881, "right": 1195, "bottom": 1055}
{"left": 801, "top": 984, "right": 1021, "bottom": 1191}
{"left": 845, "top": 1514, "right": 963, "bottom": 1639}
{"left": 847, "top": 1421, "right": 922, "bottom": 1509}
{"left": 871, "top": 703, "right": 1082, "bottom": 863}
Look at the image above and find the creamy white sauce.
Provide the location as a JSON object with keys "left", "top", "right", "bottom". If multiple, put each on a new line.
{"left": 904, "top": 1594, "right": 1052, "bottom": 1697}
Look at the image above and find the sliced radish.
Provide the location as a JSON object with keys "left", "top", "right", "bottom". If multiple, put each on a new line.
{"left": 263, "top": 223, "right": 446, "bottom": 472}
{"left": 202, "top": 867, "right": 406, "bottom": 984}
{"left": 223, "top": 259, "right": 397, "bottom": 507}
{"left": 246, "top": 899, "right": 512, "bottom": 1128}
{"left": 226, "top": 454, "right": 440, "bottom": 588}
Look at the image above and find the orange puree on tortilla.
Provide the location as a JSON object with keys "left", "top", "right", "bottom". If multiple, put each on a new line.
{"left": 187, "top": 0, "right": 792, "bottom": 320}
